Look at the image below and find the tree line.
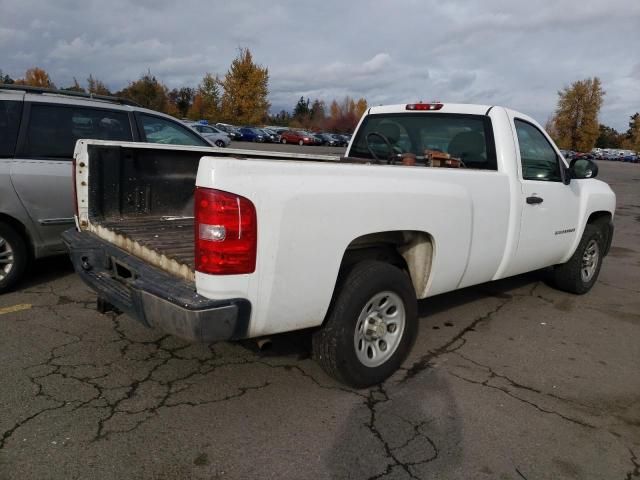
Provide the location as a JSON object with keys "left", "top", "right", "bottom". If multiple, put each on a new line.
{"left": 0, "top": 48, "right": 366, "bottom": 133}
{"left": 2, "top": 58, "right": 638, "bottom": 147}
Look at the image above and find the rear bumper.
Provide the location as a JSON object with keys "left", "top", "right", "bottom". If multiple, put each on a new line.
{"left": 62, "top": 229, "right": 250, "bottom": 342}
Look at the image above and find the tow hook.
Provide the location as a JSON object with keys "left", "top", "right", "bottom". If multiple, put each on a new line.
{"left": 81, "top": 256, "right": 92, "bottom": 271}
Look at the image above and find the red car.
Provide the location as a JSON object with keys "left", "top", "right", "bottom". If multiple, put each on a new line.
{"left": 280, "top": 130, "right": 316, "bottom": 145}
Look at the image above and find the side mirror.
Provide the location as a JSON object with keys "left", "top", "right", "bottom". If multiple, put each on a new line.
{"left": 570, "top": 158, "right": 598, "bottom": 179}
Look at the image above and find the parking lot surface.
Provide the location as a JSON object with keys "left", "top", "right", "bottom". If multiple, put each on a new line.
{"left": 0, "top": 148, "right": 639, "bottom": 480}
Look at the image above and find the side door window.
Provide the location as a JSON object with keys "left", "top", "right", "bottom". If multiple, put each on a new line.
{"left": 514, "top": 119, "right": 562, "bottom": 181}
{"left": 137, "top": 114, "right": 208, "bottom": 146}
{"left": 0, "top": 100, "right": 23, "bottom": 158}
{"left": 23, "top": 104, "right": 133, "bottom": 159}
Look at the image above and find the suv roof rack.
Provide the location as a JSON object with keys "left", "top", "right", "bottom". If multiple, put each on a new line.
{"left": 0, "top": 84, "right": 141, "bottom": 107}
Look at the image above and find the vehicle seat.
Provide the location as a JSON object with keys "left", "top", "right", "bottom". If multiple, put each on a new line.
{"left": 378, "top": 123, "right": 400, "bottom": 144}
{"left": 447, "top": 131, "right": 486, "bottom": 168}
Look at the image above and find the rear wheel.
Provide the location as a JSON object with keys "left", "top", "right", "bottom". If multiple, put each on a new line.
{"left": 214, "top": 140, "right": 225, "bottom": 148}
{"left": 553, "top": 224, "right": 605, "bottom": 294}
{"left": 312, "top": 261, "right": 418, "bottom": 388}
{"left": 0, "top": 222, "right": 28, "bottom": 293}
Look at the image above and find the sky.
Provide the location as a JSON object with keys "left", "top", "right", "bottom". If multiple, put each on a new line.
{"left": 1, "top": 0, "right": 639, "bottom": 131}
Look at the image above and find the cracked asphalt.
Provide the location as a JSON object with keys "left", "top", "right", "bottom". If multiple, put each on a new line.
{"left": 1, "top": 158, "right": 639, "bottom": 479}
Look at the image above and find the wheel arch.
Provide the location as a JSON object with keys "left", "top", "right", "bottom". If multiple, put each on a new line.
{"left": 340, "top": 230, "right": 434, "bottom": 299}
{"left": 0, "top": 212, "right": 35, "bottom": 258}
{"left": 586, "top": 210, "right": 613, "bottom": 256}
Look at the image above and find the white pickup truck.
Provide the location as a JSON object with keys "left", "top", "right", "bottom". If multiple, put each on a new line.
{"left": 63, "top": 102, "right": 615, "bottom": 387}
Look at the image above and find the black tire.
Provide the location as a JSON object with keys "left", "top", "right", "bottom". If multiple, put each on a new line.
{"left": 214, "top": 140, "right": 225, "bottom": 148}
{"left": 312, "top": 260, "right": 418, "bottom": 388}
{"left": 0, "top": 222, "right": 29, "bottom": 294}
{"left": 553, "top": 224, "right": 605, "bottom": 294}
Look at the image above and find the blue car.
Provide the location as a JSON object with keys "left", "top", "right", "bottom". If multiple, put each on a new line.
{"left": 238, "top": 127, "right": 265, "bottom": 142}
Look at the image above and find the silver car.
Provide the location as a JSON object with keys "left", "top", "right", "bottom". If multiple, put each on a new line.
{"left": 186, "top": 123, "right": 231, "bottom": 147}
{"left": 0, "top": 85, "right": 212, "bottom": 292}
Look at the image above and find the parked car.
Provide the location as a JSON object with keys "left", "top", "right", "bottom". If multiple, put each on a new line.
{"left": 0, "top": 84, "right": 212, "bottom": 292}
{"left": 280, "top": 130, "right": 316, "bottom": 145}
{"left": 238, "top": 127, "right": 265, "bottom": 142}
{"left": 261, "top": 128, "right": 281, "bottom": 143}
{"left": 310, "top": 133, "right": 326, "bottom": 145}
{"left": 187, "top": 123, "right": 231, "bottom": 147}
{"left": 316, "top": 133, "right": 344, "bottom": 147}
{"left": 215, "top": 123, "right": 242, "bottom": 141}
{"left": 65, "top": 101, "right": 615, "bottom": 387}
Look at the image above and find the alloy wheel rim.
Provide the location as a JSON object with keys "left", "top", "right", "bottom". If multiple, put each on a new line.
{"left": 0, "top": 236, "right": 14, "bottom": 280}
{"left": 581, "top": 239, "right": 599, "bottom": 283}
{"left": 354, "top": 291, "right": 406, "bottom": 368}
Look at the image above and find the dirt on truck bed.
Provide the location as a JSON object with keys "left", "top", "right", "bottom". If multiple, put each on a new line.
{"left": 99, "top": 216, "right": 195, "bottom": 268}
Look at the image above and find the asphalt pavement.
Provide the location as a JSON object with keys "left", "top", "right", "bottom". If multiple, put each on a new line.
{"left": 0, "top": 148, "right": 638, "bottom": 480}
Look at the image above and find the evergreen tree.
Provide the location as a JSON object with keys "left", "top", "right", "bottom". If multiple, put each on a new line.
{"left": 87, "top": 74, "right": 111, "bottom": 95}
{"left": 595, "top": 125, "right": 622, "bottom": 148}
{"left": 169, "top": 87, "right": 194, "bottom": 117}
{"left": 309, "top": 99, "right": 326, "bottom": 129}
{"left": 625, "top": 113, "right": 640, "bottom": 151}
{"left": 62, "top": 78, "right": 85, "bottom": 92}
{"left": 188, "top": 73, "right": 221, "bottom": 122}
{"left": 293, "top": 96, "right": 310, "bottom": 121}
{"left": 118, "top": 72, "right": 169, "bottom": 112}
{"left": 0, "top": 70, "right": 14, "bottom": 84}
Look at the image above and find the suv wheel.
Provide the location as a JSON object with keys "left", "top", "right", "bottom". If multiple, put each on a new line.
{"left": 0, "top": 222, "right": 28, "bottom": 293}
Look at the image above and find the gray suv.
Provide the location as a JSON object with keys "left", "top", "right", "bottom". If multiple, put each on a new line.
{"left": 0, "top": 85, "right": 212, "bottom": 292}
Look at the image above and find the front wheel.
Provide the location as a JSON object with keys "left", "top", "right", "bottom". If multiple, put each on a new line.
{"left": 312, "top": 261, "right": 418, "bottom": 388}
{"left": 281, "top": 138, "right": 287, "bottom": 144}
{"left": 552, "top": 224, "right": 605, "bottom": 294}
{"left": 298, "top": 140, "right": 304, "bottom": 146}
{"left": 214, "top": 140, "right": 225, "bottom": 148}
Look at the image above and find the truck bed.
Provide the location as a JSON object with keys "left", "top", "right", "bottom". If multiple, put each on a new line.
{"left": 99, "top": 216, "right": 195, "bottom": 269}
{"left": 79, "top": 142, "right": 341, "bottom": 282}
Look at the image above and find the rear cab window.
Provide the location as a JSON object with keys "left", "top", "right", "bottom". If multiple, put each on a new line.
{"left": 349, "top": 113, "right": 497, "bottom": 170}
{"left": 0, "top": 100, "right": 23, "bottom": 157}
{"left": 23, "top": 103, "right": 133, "bottom": 159}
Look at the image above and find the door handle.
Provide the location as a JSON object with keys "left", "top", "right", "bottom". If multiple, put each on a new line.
{"left": 526, "top": 196, "right": 543, "bottom": 204}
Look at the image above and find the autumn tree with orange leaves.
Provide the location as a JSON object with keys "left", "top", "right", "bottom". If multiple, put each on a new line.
{"left": 326, "top": 96, "right": 368, "bottom": 132}
{"left": 15, "top": 67, "right": 55, "bottom": 88}
{"left": 219, "top": 48, "right": 270, "bottom": 125}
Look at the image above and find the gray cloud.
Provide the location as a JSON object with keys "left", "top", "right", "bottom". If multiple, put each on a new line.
{"left": 1, "top": 0, "right": 638, "bottom": 129}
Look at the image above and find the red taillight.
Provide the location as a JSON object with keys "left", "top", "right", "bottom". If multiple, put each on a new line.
{"left": 195, "top": 187, "right": 257, "bottom": 275}
{"left": 406, "top": 103, "right": 443, "bottom": 111}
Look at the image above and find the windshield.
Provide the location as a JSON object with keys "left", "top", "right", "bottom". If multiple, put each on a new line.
{"left": 349, "top": 113, "right": 497, "bottom": 170}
